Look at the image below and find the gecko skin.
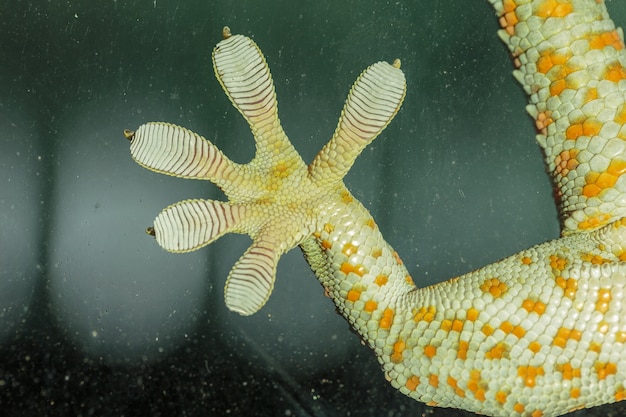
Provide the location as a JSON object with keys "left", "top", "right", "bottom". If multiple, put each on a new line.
{"left": 123, "top": 1, "right": 626, "bottom": 416}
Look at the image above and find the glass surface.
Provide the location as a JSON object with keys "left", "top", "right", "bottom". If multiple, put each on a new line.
{"left": 1, "top": 1, "right": 626, "bottom": 416}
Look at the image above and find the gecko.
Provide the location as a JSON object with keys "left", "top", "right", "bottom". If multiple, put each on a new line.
{"left": 123, "top": 1, "right": 626, "bottom": 416}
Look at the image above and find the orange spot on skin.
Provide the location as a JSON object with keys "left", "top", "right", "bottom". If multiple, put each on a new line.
{"left": 482, "top": 324, "right": 494, "bottom": 336}
{"left": 589, "top": 30, "right": 625, "bottom": 51}
{"left": 550, "top": 79, "right": 566, "bottom": 96}
{"left": 558, "top": 363, "right": 582, "bottom": 380}
{"left": 391, "top": 339, "right": 405, "bottom": 363}
{"left": 380, "top": 308, "right": 394, "bottom": 329}
{"left": 342, "top": 243, "right": 358, "bottom": 257}
{"left": 582, "top": 159, "right": 626, "bottom": 199}
{"left": 366, "top": 218, "right": 377, "bottom": 229}
{"left": 555, "top": 275, "right": 578, "bottom": 299}
{"left": 340, "top": 191, "right": 353, "bottom": 204}
{"left": 595, "top": 362, "right": 618, "bottom": 380}
{"left": 441, "top": 319, "right": 452, "bottom": 332}
{"left": 452, "top": 319, "right": 464, "bottom": 332}
{"left": 502, "top": 0, "right": 517, "bottom": 13}
{"left": 521, "top": 256, "right": 533, "bottom": 265}
{"left": 514, "top": 403, "right": 525, "bottom": 413}
{"left": 596, "top": 288, "right": 612, "bottom": 313}
{"left": 340, "top": 262, "right": 352, "bottom": 274}
{"left": 500, "top": 321, "right": 513, "bottom": 334}
{"left": 371, "top": 248, "right": 382, "bottom": 258}
{"left": 553, "top": 327, "right": 582, "bottom": 348}
{"left": 565, "top": 124, "right": 583, "bottom": 140}
{"left": 447, "top": 376, "right": 465, "bottom": 398}
{"left": 616, "top": 331, "right": 626, "bottom": 343}
{"left": 550, "top": 254, "right": 567, "bottom": 272}
{"left": 578, "top": 213, "right": 611, "bottom": 230}
{"left": 424, "top": 344, "right": 437, "bottom": 358}
{"left": 486, "top": 342, "right": 509, "bottom": 359}
{"left": 583, "top": 87, "right": 598, "bottom": 104}
{"left": 272, "top": 162, "right": 289, "bottom": 177}
{"left": 564, "top": 284, "right": 576, "bottom": 299}
{"left": 441, "top": 319, "right": 463, "bottom": 332}
{"left": 467, "top": 308, "right": 479, "bottom": 321}
{"left": 340, "top": 262, "right": 366, "bottom": 277}
{"left": 518, "top": 365, "right": 544, "bottom": 387}
{"left": 458, "top": 340, "right": 469, "bottom": 360}
{"left": 583, "top": 182, "right": 602, "bottom": 198}
{"left": 536, "top": 51, "right": 569, "bottom": 74}
{"left": 364, "top": 300, "right": 377, "bottom": 312}
{"left": 347, "top": 289, "right": 361, "bottom": 302}
{"left": 324, "top": 223, "right": 334, "bottom": 233}
{"left": 594, "top": 172, "right": 617, "bottom": 191}
{"left": 513, "top": 325, "right": 526, "bottom": 338}
{"left": 414, "top": 306, "right": 436, "bottom": 322}
{"left": 615, "top": 104, "right": 626, "bottom": 125}
{"left": 496, "top": 390, "right": 508, "bottom": 404}
{"left": 555, "top": 275, "right": 567, "bottom": 289}
{"left": 479, "top": 278, "right": 508, "bottom": 297}
{"left": 429, "top": 374, "right": 439, "bottom": 387}
{"left": 392, "top": 251, "right": 403, "bottom": 265}
{"left": 566, "top": 118, "right": 602, "bottom": 140}
{"left": 535, "top": 111, "right": 553, "bottom": 133}
{"left": 529, "top": 341, "right": 541, "bottom": 353}
{"left": 474, "top": 389, "right": 486, "bottom": 401}
{"left": 467, "top": 369, "right": 485, "bottom": 401}
{"left": 590, "top": 342, "right": 602, "bottom": 353}
{"left": 609, "top": 159, "right": 626, "bottom": 177}
{"left": 405, "top": 275, "right": 415, "bottom": 286}
{"left": 499, "top": 9, "right": 519, "bottom": 35}
{"left": 615, "top": 385, "right": 626, "bottom": 401}
{"left": 405, "top": 375, "right": 419, "bottom": 391}
{"left": 535, "top": 0, "right": 573, "bottom": 18}
{"left": 554, "top": 149, "right": 579, "bottom": 177}
{"left": 375, "top": 274, "right": 388, "bottom": 286}
{"left": 522, "top": 299, "right": 546, "bottom": 315}
{"left": 597, "top": 321, "right": 610, "bottom": 333}
{"left": 321, "top": 239, "right": 332, "bottom": 249}
{"left": 581, "top": 253, "right": 610, "bottom": 265}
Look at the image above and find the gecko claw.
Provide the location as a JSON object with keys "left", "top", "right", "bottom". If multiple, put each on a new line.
{"left": 222, "top": 26, "right": 232, "bottom": 39}
{"left": 123, "top": 129, "right": 135, "bottom": 141}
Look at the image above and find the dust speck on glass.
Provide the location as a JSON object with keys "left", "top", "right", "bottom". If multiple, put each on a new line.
{"left": 1, "top": 1, "right": 625, "bottom": 417}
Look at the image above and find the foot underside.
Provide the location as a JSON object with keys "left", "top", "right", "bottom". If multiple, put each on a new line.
{"left": 124, "top": 27, "right": 406, "bottom": 315}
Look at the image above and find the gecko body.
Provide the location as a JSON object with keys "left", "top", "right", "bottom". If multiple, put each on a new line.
{"left": 125, "top": 2, "right": 626, "bottom": 415}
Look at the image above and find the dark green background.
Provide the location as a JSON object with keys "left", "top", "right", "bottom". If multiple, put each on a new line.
{"left": 1, "top": 1, "right": 626, "bottom": 416}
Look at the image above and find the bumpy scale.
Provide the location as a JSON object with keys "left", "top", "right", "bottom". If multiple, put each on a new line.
{"left": 123, "top": 1, "right": 626, "bottom": 416}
